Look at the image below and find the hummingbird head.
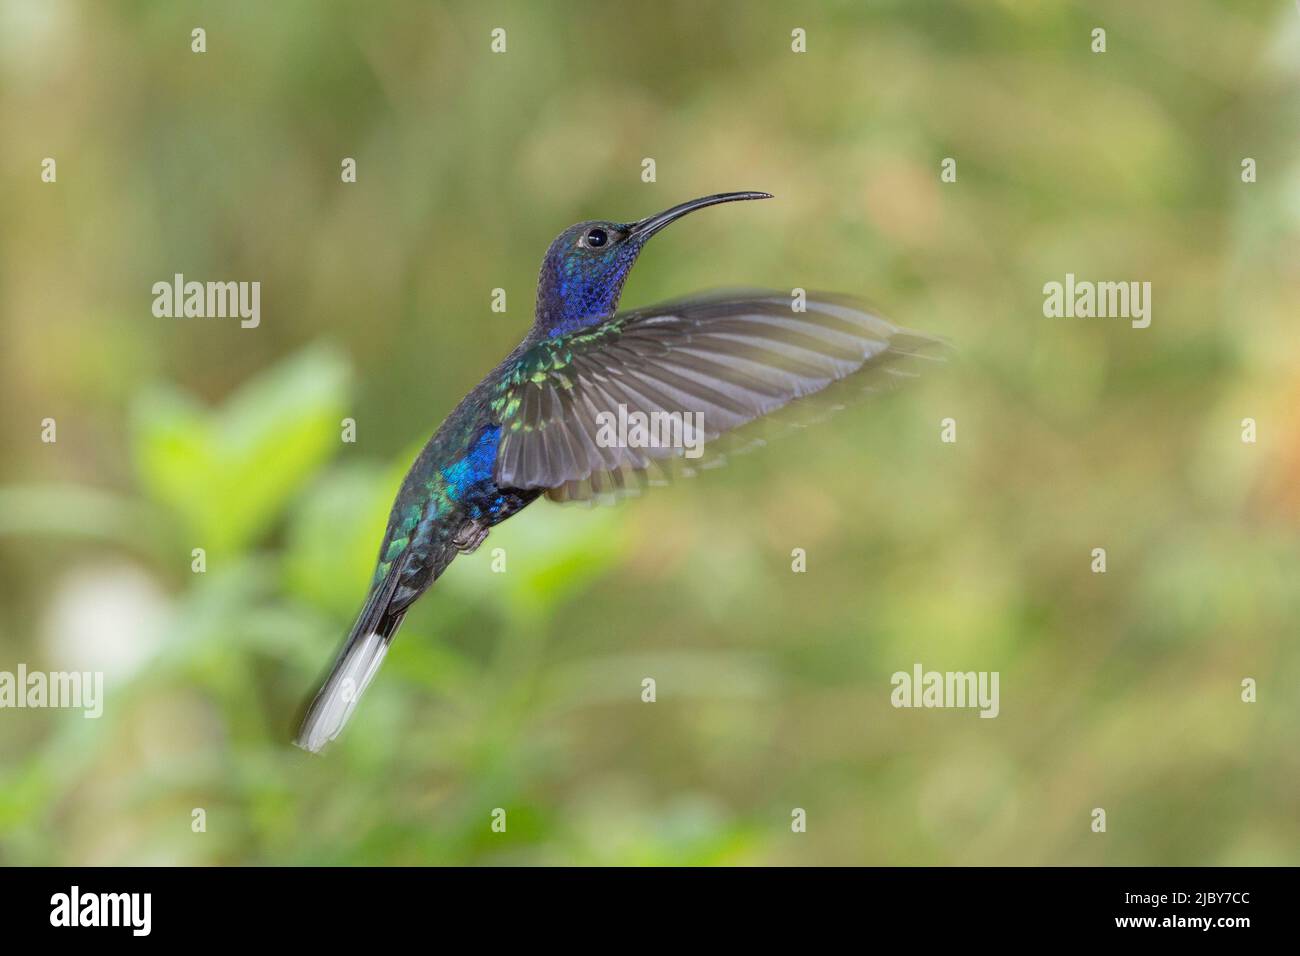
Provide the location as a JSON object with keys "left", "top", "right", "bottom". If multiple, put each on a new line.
{"left": 533, "top": 191, "right": 772, "bottom": 337}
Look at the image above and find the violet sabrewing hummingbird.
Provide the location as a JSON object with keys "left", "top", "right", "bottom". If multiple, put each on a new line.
{"left": 296, "top": 191, "right": 940, "bottom": 752}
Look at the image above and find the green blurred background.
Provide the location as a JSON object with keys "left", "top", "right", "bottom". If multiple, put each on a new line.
{"left": 1, "top": 0, "right": 1297, "bottom": 865}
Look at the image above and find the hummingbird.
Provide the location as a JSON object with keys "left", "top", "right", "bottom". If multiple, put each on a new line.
{"left": 296, "top": 191, "right": 939, "bottom": 753}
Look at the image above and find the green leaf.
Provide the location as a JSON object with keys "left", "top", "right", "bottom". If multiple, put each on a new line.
{"left": 283, "top": 462, "right": 395, "bottom": 620}
{"left": 131, "top": 346, "right": 350, "bottom": 557}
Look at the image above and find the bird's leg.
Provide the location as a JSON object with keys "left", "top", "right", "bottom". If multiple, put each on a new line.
{"left": 452, "top": 519, "right": 490, "bottom": 554}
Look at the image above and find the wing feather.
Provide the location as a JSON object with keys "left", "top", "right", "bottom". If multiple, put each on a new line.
{"left": 492, "top": 291, "right": 945, "bottom": 500}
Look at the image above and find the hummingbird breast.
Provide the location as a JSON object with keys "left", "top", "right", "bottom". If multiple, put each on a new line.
{"left": 373, "top": 396, "right": 538, "bottom": 611}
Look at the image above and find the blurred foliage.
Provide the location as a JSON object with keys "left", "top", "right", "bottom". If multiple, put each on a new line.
{"left": 0, "top": 0, "right": 1298, "bottom": 865}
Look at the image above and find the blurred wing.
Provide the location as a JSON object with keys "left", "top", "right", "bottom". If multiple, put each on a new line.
{"left": 491, "top": 291, "right": 944, "bottom": 502}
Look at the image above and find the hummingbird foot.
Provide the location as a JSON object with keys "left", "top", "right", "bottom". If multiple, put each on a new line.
{"left": 452, "top": 519, "right": 490, "bottom": 555}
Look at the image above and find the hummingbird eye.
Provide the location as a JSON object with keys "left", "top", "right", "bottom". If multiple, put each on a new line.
{"left": 582, "top": 227, "right": 609, "bottom": 249}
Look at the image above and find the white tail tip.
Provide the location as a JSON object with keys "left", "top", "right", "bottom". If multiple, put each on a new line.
{"left": 295, "top": 631, "right": 389, "bottom": 754}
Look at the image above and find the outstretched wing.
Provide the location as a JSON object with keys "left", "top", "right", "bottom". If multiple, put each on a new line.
{"left": 491, "top": 291, "right": 943, "bottom": 502}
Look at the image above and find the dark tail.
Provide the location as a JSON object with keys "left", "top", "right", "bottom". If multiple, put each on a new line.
{"left": 294, "top": 558, "right": 409, "bottom": 754}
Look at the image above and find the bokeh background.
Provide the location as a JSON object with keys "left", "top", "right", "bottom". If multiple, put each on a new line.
{"left": 1, "top": 0, "right": 1297, "bottom": 865}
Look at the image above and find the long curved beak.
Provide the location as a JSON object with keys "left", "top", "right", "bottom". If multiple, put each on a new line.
{"left": 628, "top": 191, "right": 772, "bottom": 241}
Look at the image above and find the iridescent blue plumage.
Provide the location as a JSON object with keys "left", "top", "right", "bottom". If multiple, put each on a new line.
{"left": 537, "top": 222, "right": 645, "bottom": 337}
{"left": 442, "top": 424, "right": 501, "bottom": 504}
{"left": 297, "top": 191, "right": 940, "bottom": 753}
